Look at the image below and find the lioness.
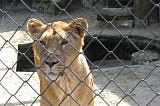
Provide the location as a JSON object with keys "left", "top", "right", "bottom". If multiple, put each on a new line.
{"left": 27, "top": 18, "right": 94, "bottom": 106}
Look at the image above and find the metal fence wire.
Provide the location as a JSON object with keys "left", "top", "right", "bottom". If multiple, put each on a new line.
{"left": 0, "top": 0, "right": 160, "bottom": 106}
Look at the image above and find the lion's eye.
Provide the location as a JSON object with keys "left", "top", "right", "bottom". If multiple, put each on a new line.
{"left": 40, "top": 40, "right": 46, "bottom": 46}
{"left": 75, "top": 27, "right": 81, "bottom": 34}
{"left": 61, "top": 39, "right": 68, "bottom": 46}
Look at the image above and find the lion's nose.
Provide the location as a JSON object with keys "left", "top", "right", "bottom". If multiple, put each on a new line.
{"left": 45, "top": 61, "right": 58, "bottom": 68}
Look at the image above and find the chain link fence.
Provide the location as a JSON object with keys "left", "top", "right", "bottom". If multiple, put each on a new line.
{"left": 0, "top": 0, "right": 160, "bottom": 106}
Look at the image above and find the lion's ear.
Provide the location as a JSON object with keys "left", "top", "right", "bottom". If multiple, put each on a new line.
{"left": 67, "top": 18, "right": 88, "bottom": 38}
{"left": 27, "top": 18, "right": 46, "bottom": 39}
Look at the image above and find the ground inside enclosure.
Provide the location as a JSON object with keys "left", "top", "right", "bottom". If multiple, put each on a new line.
{"left": 0, "top": 61, "right": 160, "bottom": 106}
{"left": 0, "top": 10, "right": 160, "bottom": 106}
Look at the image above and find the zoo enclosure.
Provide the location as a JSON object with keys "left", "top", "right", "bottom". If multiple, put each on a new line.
{"left": 0, "top": 0, "right": 160, "bottom": 106}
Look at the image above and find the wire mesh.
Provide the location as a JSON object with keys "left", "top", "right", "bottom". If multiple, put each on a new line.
{"left": 0, "top": 0, "right": 160, "bottom": 106}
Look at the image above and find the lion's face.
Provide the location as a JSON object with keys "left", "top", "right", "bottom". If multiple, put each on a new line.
{"left": 27, "top": 18, "right": 88, "bottom": 80}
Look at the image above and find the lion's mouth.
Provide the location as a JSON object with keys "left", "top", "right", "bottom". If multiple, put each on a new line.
{"left": 47, "top": 71, "right": 64, "bottom": 76}
{"left": 48, "top": 71, "right": 64, "bottom": 76}
{"left": 47, "top": 71, "right": 57, "bottom": 75}
{"left": 46, "top": 71, "right": 64, "bottom": 81}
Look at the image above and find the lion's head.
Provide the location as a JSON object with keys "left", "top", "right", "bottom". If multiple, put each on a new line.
{"left": 27, "top": 18, "right": 88, "bottom": 80}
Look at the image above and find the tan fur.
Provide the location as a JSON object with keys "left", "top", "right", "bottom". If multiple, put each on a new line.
{"left": 27, "top": 18, "right": 94, "bottom": 106}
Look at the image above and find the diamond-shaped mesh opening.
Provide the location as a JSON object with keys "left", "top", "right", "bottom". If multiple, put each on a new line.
{"left": 114, "top": 67, "right": 140, "bottom": 93}
{"left": 144, "top": 66, "right": 160, "bottom": 92}
{"left": 94, "top": 80, "right": 126, "bottom": 106}
{"left": 0, "top": 0, "right": 160, "bottom": 105}
{"left": 0, "top": 69, "right": 24, "bottom": 105}
{"left": 130, "top": 81, "right": 156, "bottom": 105}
